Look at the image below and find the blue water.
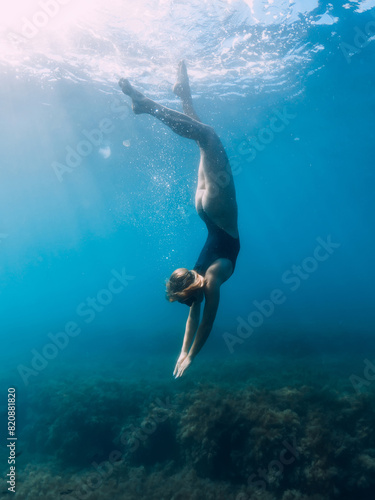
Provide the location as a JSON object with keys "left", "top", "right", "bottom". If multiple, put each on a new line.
{"left": 0, "top": 1, "right": 375, "bottom": 499}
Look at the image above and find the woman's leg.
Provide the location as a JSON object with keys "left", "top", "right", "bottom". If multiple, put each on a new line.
{"left": 119, "top": 76, "right": 238, "bottom": 237}
{"left": 171, "top": 63, "right": 238, "bottom": 236}
{"left": 173, "top": 60, "right": 201, "bottom": 122}
{"left": 172, "top": 61, "right": 206, "bottom": 206}
{"left": 119, "top": 78, "right": 211, "bottom": 144}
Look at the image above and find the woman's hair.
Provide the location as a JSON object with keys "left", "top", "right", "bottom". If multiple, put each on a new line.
{"left": 165, "top": 268, "right": 205, "bottom": 302}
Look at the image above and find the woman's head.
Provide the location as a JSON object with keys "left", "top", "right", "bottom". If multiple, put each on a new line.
{"left": 165, "top": 268, "right": 205, "bottom": 304}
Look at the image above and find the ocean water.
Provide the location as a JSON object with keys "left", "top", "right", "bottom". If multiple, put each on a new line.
{"left": 1, "top": 1, "right": 375, "bottom": 499}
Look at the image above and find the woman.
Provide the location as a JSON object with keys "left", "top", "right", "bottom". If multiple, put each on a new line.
{"left": 119, "top": 61, "right": 240, "bottom": 378}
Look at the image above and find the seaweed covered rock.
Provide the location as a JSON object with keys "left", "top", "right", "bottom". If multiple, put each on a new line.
{"left": 176, "top": 384, "right": 300, "bottom": 487}
{"left": 176, "top": 384, "right": 375, "bottom": 498}
{"left": 22, "top": 376, "right": 149, "bottom": 466}
{"left": 116, "top": 398, "right": 180, "bottom": 466}
{"left": 16, "top": 363, "right": 375, "bottom": 500}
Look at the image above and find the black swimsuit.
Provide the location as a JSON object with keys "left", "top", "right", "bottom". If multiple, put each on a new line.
{"left": 193, "top": 210, "right": 240, "bottom": 276}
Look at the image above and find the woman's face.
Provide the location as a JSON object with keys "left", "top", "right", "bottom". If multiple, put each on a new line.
{"left": 179, "top": 295, "right": 195, "bottom": 307}
{"left": 179, "top": 289, "right": 204, "bottom": 307}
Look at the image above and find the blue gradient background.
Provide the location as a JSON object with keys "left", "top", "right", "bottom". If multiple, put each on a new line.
{"left": 0, "top": 2, "right": 374, "bottom": 382}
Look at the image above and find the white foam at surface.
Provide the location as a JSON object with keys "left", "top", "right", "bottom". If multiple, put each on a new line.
{"left": 0, "top": 0, "right": 367, "bottom": 95}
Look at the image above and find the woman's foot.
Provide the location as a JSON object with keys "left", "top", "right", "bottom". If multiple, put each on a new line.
{"left": 173, "top": 60, "right": 192, "bottom": 101}
{"left": 118, "top": 78, "right": 151, "bottom": 115}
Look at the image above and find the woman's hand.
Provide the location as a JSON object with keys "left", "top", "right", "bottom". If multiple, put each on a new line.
{"left": 174, "top": 353, "right": 193, "bottom": 378}
{"left": 173, "top": 351, "right": 188, "bottom": 377}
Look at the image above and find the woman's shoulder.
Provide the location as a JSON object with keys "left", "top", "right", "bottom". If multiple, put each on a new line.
{"left": 205, "top": 258, "right": 233, "bottom": 286}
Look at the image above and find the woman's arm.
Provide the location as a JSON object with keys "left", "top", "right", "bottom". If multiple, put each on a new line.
{"left": 173, "top": 301, "right": 201, "bottom": 377}
{"left": 174, "top": 260, "right": 231, "bottom": 378}
{"left": 174, "top": 281, "right": 220, "bottom": 378}
{"left": 188, "top": 282, "right": 220, "bottom": 358}
{"left": 181, "top": 300, "right": 201, "bottom": 353}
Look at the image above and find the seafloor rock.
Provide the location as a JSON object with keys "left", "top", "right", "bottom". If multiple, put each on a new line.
{"left": 6, "top": 360, "right": 375, "bottom": 500}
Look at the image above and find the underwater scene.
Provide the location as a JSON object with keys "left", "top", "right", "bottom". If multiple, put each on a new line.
{"left": 1, "top": 1, "right": 375, "bottom": 499}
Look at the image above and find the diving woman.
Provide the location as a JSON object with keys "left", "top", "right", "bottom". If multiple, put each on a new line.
{"left": 119, "top": 61, "right": 240, "bottom": 378}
